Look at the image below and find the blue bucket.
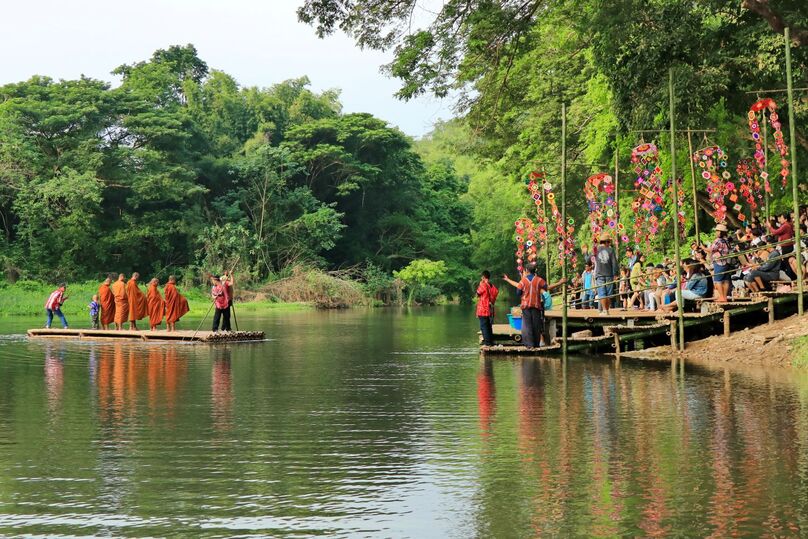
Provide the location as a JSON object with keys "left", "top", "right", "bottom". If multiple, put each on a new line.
{"left": 507, "top": 313, "right": 522, "bottom": 330}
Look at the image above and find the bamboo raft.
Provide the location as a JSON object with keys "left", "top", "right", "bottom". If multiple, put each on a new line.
{"left": 27, "top": 328, "right": 265, "bottom": 343}
{"left": 481, "top": 291, "right": 805, "bottom": 357}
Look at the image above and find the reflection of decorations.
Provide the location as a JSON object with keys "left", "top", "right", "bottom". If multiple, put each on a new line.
{"left": 630, "top": 143, "right": 666, "bottom": 249}
{"left": 693, "top": 145, "right": 736, "bottom": 223}
{"left": 748, "top": 98, "right": 789, "bottom": 189}
{"left": 735, "top": 159, "right": 762, "bottom": 217}
{"left": 584, "top": 173, "right": 617, "bottom": 238}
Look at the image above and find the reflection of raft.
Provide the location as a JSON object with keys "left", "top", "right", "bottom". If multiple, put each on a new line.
{"left": 27, "top": 328, "right": 265, "bottom": 343}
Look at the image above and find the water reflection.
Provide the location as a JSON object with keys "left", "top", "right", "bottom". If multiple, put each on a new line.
{"left": 0, "top": 310, "right": 807, "bottom": 537}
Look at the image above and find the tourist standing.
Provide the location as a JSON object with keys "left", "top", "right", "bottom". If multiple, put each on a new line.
{"left": 476, "top": 270, "right": 498, "bottom": 346}
{"left": 594, "top": 233, "right": 618, "bottom": 315}
{"left": 45, "top": 284, "right": 69, "bottom": 329}
{"left": 710, "top": 224, "right": 731, "bottom": 302}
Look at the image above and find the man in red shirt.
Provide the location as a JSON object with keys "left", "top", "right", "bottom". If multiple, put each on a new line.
{"left": 503, "top": 263, "right": 565, "bottom": 348}
{"left": 211, "top": 275, "right": 231, "bottom": 332}
{"left": 44, "top": 284, "right": 69, "bottom": 329}
{"left": 476, "top": 271, "right": 499, "bottom": 346}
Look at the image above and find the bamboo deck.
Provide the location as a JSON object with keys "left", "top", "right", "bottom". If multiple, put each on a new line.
{"left": 483, "top": 290, "right": 806, "bottom": 357}
{"left": 26, "top": 328, "right": 265, "bottom": 343}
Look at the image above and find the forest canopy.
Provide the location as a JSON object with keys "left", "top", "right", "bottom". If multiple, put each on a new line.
{"left": 0, "top": 45, "right": 474, "bottom": 297}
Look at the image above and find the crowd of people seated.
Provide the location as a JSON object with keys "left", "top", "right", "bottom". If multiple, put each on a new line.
{"left": 570, "top": 207, "right": 807, "bottom": 312}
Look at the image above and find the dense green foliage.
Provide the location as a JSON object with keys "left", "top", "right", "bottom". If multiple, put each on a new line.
{"left": 302, "top": 0, "right": 807, "bottom": 277}
{"left": 0, "top": 45, "right": 473, "bottom": 299}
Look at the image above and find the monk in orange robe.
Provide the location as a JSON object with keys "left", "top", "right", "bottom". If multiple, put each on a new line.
{"left": 126, "top": 272, "right": 147, "bottom": 330}
{"left": 111, "top": 274, "right": 129, "bottom": 330}
{"left": 146, "top": 278, "right": 165, "bottom": 331}
{"left": 164, "top": 275, "right": 190, "bottom": 332}
{"left": 98, "top": 276, "right": 115, "bottom": 330}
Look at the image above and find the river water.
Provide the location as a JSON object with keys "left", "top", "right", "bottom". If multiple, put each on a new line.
{"left": 0, "top": 306, "right": 806, "bottom": 537}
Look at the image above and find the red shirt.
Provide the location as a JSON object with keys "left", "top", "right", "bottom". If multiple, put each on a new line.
{"left": 769, "top": 221, "right": 794, "bottom": 248}
{"left": 212, "top": 284, "right": 230, "bottom": 309}
{"left": 476, "top": 281, "right": 498, "bottom": 317}
{"left": 518, "top": 274, "right": 547, "bottom": 310}
{"left": 45, "top": 290, "right": 63, "bottom": 310}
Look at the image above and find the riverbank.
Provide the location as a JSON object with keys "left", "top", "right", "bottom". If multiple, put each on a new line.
{"left": 623, "top": 313, "right": 808, "bottom": 368}
{"left": 0, "top": 280, "right": 312, "bottom": 317}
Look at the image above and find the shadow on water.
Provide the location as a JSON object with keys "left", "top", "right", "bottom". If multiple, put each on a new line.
{"left": 0, "top": 307, "right": 806, "bottom": 537}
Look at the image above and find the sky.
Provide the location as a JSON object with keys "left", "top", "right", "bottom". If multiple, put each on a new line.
{"left": 0, "top": 0, "right": 452, "bottom": 137}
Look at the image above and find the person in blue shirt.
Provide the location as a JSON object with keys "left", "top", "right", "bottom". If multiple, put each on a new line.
{"left": 580, "top": 262, "right": 595, "bottom": 309}
{"left": 661, "top": 260, "right": 708, "bottom": 312}
{"left": 88, "top": 294, "right": 100, "bottom": 329}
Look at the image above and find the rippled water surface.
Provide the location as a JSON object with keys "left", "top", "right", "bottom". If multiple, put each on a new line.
{"left": 1, "top": 307, "right": 807, "bottom": 537}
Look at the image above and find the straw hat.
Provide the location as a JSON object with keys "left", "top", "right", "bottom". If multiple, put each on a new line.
{"left": 599, "top": 232, "right": 612, "bottom": 242}
{"left": 715, "top": 223, "right": 728, "bottom": 232}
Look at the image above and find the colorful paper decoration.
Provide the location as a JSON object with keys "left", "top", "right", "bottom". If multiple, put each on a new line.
{"left": 735, "top": 158, "right": 762, "bottom": 217}
{"left": 583, "top": 172, "right": 617, "bottom": 238}
{"left": 748, "top": 98, "right": 790, "bottom": 189}
{"left": 664, "top": 176, "right": 686, "bottom": 235}
{"left": 514, "top": 170, "right": 578, "bottom": 273}
{"left": 630, "top": 143, "right": 666, "bottom": 249}
{"left": 693, "top": 145, "right": 735, "bottom": 223}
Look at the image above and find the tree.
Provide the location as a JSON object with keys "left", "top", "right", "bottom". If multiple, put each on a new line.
{"left": 394, "top": 259, "right": 447, "bottom": 304}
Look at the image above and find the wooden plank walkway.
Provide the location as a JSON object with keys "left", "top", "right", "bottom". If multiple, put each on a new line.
{"left": 26, "top": 328, "right": 265, "bottom": 343}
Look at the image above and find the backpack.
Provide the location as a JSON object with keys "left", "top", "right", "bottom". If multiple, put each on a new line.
{"left": 542, "top": 291, "right": 553, "bottom": 310}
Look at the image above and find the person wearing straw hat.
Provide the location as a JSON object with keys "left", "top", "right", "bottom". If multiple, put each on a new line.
{"left": 594, "top": 232, "right": 618, "bottom": 316}
{"left": 210, "top": 274, "right": 232, "bottom": 332}
{"left": 710, "top": 223, "right": 731, "bottom": 302}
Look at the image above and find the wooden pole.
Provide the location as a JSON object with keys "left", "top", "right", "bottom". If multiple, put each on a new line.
{"left": 561, "top": 103, "right": 568, "bottom": 359}
{"left": 687, "top": 131, "right": 700, "bottom": 241}
{"left": 614, "top": 149, "right": 621, "bottom": 269}
{"left": 669, "top": 68, "right": 686, "bottom": 351}
{"left": 542, "top": 186, "right": 551, "bottom": 282}
{"left": 785, "top": 27, "right": 804, "bottom": 316}
{"left": 762, "top": 104, "right": 771, "bottom": 222}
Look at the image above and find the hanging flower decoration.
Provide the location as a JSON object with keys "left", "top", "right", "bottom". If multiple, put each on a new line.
{"left": 583, "top": 172, "right": 617, "bottom": 238}
{"left": 630, "top": 143, "right": 666, "bottom": 249}
{"left": 748, "top": 98, "right": 790, "bottom": 189}
{"left": 693, "top": 145, "right": 737, "bottom": 223}
{"left": 514, "top": 170, "right": 578, "bottom": 272}
{"left": 735, "top": 158, "right": 762, "bottom": 219}
{"left": 514, "top": 217, "right": 537, "bottom": 274}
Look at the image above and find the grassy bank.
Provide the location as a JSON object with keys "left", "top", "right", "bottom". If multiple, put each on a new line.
{"left": 792, "top": 336, "right": 808, "bottom": 367}
{"left": 0, "top": 280, "right": 311, "bottom": 318}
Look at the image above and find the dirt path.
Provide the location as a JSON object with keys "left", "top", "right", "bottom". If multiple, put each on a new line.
{"left": 623, "top": 313, "right": 808, "bottom": 367}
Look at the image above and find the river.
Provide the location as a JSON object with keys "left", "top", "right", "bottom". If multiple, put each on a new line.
{"left": 0, "top": 306, "right": 807, "bottom": 537}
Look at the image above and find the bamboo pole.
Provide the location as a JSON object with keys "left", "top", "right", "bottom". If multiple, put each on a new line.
{"left": 614, "top": 149, "right": 621, "bottom": 269}
{"left": 669, "top": 68, "right": 686, "bottom": 351}
{"left": 561, "top": 103, "right": 568, "bottom": 359}
{"left": 785, "top": 28, "right": 804, "bottom": 316}
{"left": 687, "top": 131, "right": 700, "bottom": 240}
{"left": 542, "top": 186, "right": 551, "bottom": 282}
{"left": 762, "top": 104, "right": 771, "bottom": 222}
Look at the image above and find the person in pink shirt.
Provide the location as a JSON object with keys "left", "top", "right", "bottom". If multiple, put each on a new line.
{"left": 44, "top": 284, "right": 69, "bottom": 329}
{"left": 210, "top": 275, "right": 232, "bottom": 332}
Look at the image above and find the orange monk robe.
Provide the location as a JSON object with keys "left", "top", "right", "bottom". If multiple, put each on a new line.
{"left": 164, "top": 283, "right": 190, "bottom": 323}
{"left": 146, "top": 284, "right": 165, "bottom": 328}
{"left": 126, "top": 279, "right": 147, "bottom": 322}
{"left": 111, "top": 280, "right": 129, "bottom": 325}
{"left": 98, "top": 282, "right": 115, "bottom": 326}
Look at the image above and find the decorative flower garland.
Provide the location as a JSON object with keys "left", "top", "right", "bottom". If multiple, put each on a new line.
{"left": 748, "top": 98, "right": 790, "bottom": 190}
{"left": 514, "top": 217, "right": 537, "bottom": 275}
{"left": 630, "top": 143, "right": 666, "bottom": 249}
{"left": 693, "top": 145, "right": 736, "bottom": 223}
{"left": 664, "top": 177, "right": 687, "bottom": 236}
{"left": 735, "top": 158, "right": 762, "bottom": 218}
{"left": 584, "top": 173, "right": 621, "bottom": 240}
{"left": 514, "top": 170, "right": 578, "bottom": 273}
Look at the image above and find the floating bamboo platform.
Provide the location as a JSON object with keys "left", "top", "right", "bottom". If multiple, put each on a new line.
{"left": 482, "top": 290, "right": 806, "bottom": 357}
{"left": 26, "top": 328, "right": 265, "bottom": 343}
